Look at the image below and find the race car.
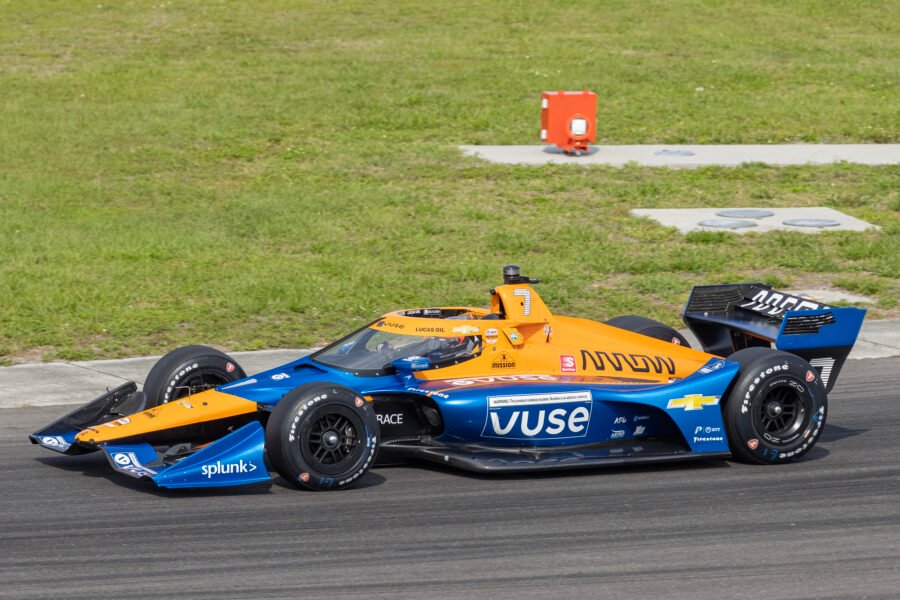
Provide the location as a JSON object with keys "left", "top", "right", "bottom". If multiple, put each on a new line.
{"left": 31, "top": 265, "right": 866, "bottom": 491}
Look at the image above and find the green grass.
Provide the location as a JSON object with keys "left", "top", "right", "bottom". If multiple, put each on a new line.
{"left": 0, "top": 1, "right": 898, "bottom": 362}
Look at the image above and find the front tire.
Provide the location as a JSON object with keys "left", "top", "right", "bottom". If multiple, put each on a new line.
{"left": 265, "top": 383, "right": 379, "bottom": 491}
{"left": 142, "top": 345, "right": 247, "bottom": 408}
{"left": 723, "top": 348, "right": 827, "bottom": 464}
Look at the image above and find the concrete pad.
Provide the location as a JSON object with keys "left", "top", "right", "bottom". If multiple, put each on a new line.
{"left": 856, "top": 320, "right": 900, "bottom": 353}
{"left": 631, "top": 207, "right": 878, "bottom": 234}
{"left": 786, "top": 289, "right": 875, "bottom": 305}
{"left": 75, "top": 349, "right": 310, "bottom": 385}
{"left": 0, "top": 363, "right": 129, "bottom": 408}
{"left": 460, "top": 144, "right": 900, "bottom": 168}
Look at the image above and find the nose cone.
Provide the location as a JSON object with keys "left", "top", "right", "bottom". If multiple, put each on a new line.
{"left": 75, "top": 390, "right": 258, "bottom": 446}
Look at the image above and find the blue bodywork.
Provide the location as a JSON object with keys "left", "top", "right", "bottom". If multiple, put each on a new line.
{"left": 214, "top": 354, "right": 737, "bottom": 460}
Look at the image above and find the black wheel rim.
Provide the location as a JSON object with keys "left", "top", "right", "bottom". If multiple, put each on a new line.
{"left": 300, "top": 405, "right": 364, "bottom": 475}
{"left": 754, "top": 383, "right": 807, "bottom": 443}
{"left": 169, "top": 369, "right": 231, "bottom": 402}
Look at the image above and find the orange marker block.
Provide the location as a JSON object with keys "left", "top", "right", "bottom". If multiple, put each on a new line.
{"left": 540, "top": 90, "right": 597, "bottom": 155}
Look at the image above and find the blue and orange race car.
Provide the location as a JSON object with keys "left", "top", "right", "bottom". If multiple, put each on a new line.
{"left": 31, "top": 265, "right": 865, "bottom": 491}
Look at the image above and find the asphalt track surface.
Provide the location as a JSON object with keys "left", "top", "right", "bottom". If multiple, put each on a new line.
{"left": 2, "top": 358, "right": 898, "bottom": 600}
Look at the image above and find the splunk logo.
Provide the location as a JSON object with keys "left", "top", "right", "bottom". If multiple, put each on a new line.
{"left": 482, "top": 391, "right": 592, "bottom": 440}
{"left": 201, "top": 459, "right": 258, "bottom": 478}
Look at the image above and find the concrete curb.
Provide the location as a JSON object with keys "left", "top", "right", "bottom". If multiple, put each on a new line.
{"left": 459, "top": 144, "right": 900, "bottom": 168}
{"left": 2, "top": 320, "right": 897, "bottom": 409}
{"left": 1, "top": 349, "right": 313, "bottom": 409}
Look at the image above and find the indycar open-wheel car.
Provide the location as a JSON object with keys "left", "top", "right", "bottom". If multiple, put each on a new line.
{"left": 31, "top": 265, "right": 865, "bottom": 491}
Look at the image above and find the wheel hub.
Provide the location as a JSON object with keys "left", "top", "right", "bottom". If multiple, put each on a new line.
{"left": 755, "top": 383, "right": 807, "bottom": 443}
{"left": 322, "top": 430, "right": 341, "bottom": 450}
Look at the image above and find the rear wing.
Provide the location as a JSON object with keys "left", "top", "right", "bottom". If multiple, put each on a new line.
{"left": 682, "top": 284, "right": 865, "bottom": 392}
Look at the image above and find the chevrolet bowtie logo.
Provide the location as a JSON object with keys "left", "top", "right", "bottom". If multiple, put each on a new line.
{"left": 666, "top": 394, "right": 720, "bottom": 411}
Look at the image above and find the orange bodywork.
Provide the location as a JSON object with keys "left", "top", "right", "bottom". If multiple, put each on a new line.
{"left": 371, "top": 283, "right": 714, "bottom": 383}
{"left": 75, "top": 390, "right": 258, "bottom": 445}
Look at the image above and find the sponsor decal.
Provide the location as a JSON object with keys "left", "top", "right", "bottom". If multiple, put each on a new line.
{"left": 614, "top": 416, "right": 627, "bottom": 424}
{"left": 452, "top": 325, "right": 480, "bottom": 335}
{"left": 448, "top": 374, "right": 557, "bottom": 387}
{"left": 739, "top": 288, "right": 828, "bottom": 317}
{"left": 222, "top": 378, "right": 257, "bottom": 390}
{"left": 179, "top": 400, "right": 193, "bottom": 409}
{"left": 634, "top": 415, "right": 650, "bottom": 421}
{"left": 377, "top": 320, "right": 406, "bottom": 330}
{"left": 415, "top": 326, "right": 445, "bottom": 333}
{"left": 110, "top": 452, "right": 157, "bottom": 478}
{"left": 201, "top": 459, "right": 257, "bottom": 478}
{"left": 299, "top": 472, "right": 310, "bottom": 482}
{"left": 509, "top": 332, "right": 520, "bottom": 342}
{"left": 377, "top": 413, "right": 403, "bottom": 425}
{"left": 144, "top": 407, "right": 163, "bottom": 419}
{"left": 39, "top": 436, "right": 71, "bottom": 451}
{"left": 693, "top": 435, "right": 725, "bottom": 444}
{"left": 485, "top": 328, "right": 499, "bottom": 337}
{"left": 402, "top": 308, "right": 441, "bottom": 317}
{"left": 226, "top": 362, "right": 235, "bottom": 373}
{"left": 115, "top": 417, "right": 130, "bottom": 425}
{"left": 491, "top": 351, "right": 516, "bottom": 370}
{"left": 611, "top": 429, "right": 625, "bottom": 439}
{"left": 560, "top": 355, "right": 576, "bottom": 373}
{"left": 747, "top": 438, "right": 759, "bottom": 450}
{"left": 271, "top": 372, "right": 290, "bottom": 381}
{"left": 482, "top": 391, "right": 592, "bottom": 440}
{"left": 694, "top": 425, "right": 722, "bottom": 434}
{"left": 580, "top": 350, "right": 675, "bottom": 376}
{"left": 634, "top": 425, "right": 646, "bottom": 436}
{"left": 806, "top": 370, "right": 815, "bottom": 382}
{"left": 355, "top": 396, "right": 365, "bottom": 407}
{"left": 698, "top": 359, "right": 726, "bottom": 374}
{"left": 666, "top": 394, "right": 720, "bottom": 411}
{"left": 406, "top": 387, "right": 449, "bottom": 399}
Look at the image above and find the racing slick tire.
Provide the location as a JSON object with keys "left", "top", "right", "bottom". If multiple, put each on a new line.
{"left": 265, "top": 383, "right": 379, "bottom": 491}
{"left": 604, "top": 315, "right": 690, "bottom": 347}
{"left": 142, "top": 345, "right": 247, "bottom": 407}
{"left": 723, "top": 348, "right": 827, "bottom": 465}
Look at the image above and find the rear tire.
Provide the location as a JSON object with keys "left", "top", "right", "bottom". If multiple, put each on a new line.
{"left": 723, "top": 348, "right": 827, "bottom": 464}
{"left": 265, "top": 383, "right": 379, "bottom": 491}
{"left": 142, "top": 345, "right": 246, "bottom": 408}
{"left": 605, "top": 315, "right": 690, "bottom": 347}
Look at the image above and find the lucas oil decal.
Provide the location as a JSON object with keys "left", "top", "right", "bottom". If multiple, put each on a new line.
{"left": 482, "top": 391, "right": 592, "bottom": 440}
